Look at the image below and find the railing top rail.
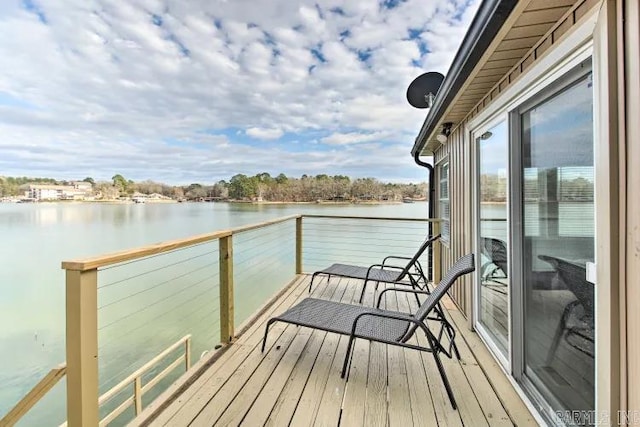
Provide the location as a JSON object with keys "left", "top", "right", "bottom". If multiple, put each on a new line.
{"left": 61, "top": 214, "right": 302, "bottom": 272}
{"left": 98, "top": 335, "right": 191, "bottom": 405}
{"left": 301, "top": 214, "right": 440, "bottom": 222}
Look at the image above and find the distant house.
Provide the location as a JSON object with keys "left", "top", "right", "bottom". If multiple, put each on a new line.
{"left": 27, "top": 183, "right": 93, "bottom": 201}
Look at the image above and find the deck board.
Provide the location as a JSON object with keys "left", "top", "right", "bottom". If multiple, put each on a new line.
{"left": 138, "top": 275, "right": 536, "bottom": 427}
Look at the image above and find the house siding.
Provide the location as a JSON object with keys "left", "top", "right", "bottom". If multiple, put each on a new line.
{"left": 432, "top": 0, "right": 601, "bottom": 320}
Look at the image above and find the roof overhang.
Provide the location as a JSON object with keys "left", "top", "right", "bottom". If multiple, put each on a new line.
{"left": 411, "top": 0, "right": 518, "bottom": 157}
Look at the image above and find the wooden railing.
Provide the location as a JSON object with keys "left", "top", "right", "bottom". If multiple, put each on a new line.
{"left": 0, "top": 364, "right": 66, "bottom": 426}
{"left": 93, "top": 335, "right": 191, "bottom": 426}
{"left": 1, "top": 337, "right": 191, "bottom": 427}
{"left": 59, "top": 214, "right": 300, "bottom": 426}
{"left": 5, "top": 214, "right": 440, "bottom": 426}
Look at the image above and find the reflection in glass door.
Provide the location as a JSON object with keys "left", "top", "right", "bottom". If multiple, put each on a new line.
{"left": 477, "top": 121, "right": 509, "bottom": 358}
{"left": 519, "top": 66, "right": 595, "bottom": 422}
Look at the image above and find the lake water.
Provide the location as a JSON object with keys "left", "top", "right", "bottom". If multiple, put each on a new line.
{"left": 0, "top": 201, "right": 429, "bottom": 425}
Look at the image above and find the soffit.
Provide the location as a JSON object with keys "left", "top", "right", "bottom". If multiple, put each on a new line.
{"left": 422, "top": 0, "right": 578, "bottom": 154}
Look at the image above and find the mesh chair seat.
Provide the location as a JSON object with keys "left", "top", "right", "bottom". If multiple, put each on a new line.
{"left": 317, "top": 263, "right": 403, "bottom": 283}
{"left": 273, "top": 297, "right": 410, "bottom": 342}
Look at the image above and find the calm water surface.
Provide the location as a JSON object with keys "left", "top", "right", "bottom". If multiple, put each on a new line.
{"left": 0, "top": 201, "right": 428, "bottom": 425}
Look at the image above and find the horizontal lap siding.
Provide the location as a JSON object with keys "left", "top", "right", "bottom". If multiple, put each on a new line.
{"left": 435, "top": 122, "right": 472, "bottom": 317}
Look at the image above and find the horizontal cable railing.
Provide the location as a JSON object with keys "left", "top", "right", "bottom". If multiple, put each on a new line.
{"left": 95, "top": 242, "right": 219, "bottom": 425}
{"left": 8, "top": 213, "right": 439, "bottom": 426}
{"left": 300, "top": 215, "right": 433, "bottom": 275}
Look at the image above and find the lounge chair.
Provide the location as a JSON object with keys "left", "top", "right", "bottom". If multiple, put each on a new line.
{"left": 262, "top": 254, "right": 475, "bottom": 409}
{"left": 480, "top": 237, "right": 508, "bottom": 279}
{"left": 538, "top": 255, "right": 594, "bottom": 363}
{"left": 309, "top": 234, "right": 440, "bottom": 303}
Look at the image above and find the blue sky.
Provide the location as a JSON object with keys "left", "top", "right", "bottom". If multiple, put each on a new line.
{"left": 0, "top": 0, "right": 480, "bottom": 185}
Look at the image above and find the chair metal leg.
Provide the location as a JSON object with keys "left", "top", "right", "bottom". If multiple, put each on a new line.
{"left": 341, "top": 335, "right": 357, "bottom": 378}
{"left": 358, "top": 280, "right": 369, "bottom": 304}
{"left": 309, "top": 273, "right": 320, "bottom": 293}
{"left": 261, "top": 319, "right": 275, "bottom": 353}
{"left": 427, "top": 333, "right": 457, "bottom": 410}
{"left": 546, "top": 301, "right": 577, "bottom": 365}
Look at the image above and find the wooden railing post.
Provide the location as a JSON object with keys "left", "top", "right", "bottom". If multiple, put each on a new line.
{"left": 65, "top": 268, "right": 99, "bottom": 427}
{"left": 185, "top": 337, "right": 192, "bottom": 370}
{"left": 432, "top": 221, "right": 442, "bottom": 284}
{"left": 219, "top": 235, "right": 234, "bottom": 343}
{"left": 134, "top": 377, "right": 142, "bottom": 415}
{"left": 296, "top": 216, "right": 303, "bottom": 274}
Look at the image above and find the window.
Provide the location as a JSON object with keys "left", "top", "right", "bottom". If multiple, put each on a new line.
{"left": 438, "top": 162, "right": 450, "bottom": 243}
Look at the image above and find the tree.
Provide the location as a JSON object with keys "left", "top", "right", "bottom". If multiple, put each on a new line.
{"left": 111, "top": 174, "right": 129, "bottom": 196}
{"left": 82, "top": 177, "right": 95, "bottom": 185}
{"left": 229, "top": 174, "right": 257, "bottom": 199}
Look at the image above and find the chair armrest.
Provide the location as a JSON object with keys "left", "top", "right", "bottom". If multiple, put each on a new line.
{"left": 381, "top": 255, "right": 412, "bottom": 266}
{"left": 350, "top": 310, "right": 426, "bottom": 338}
{"left": 376, "top": 287, "right": 431, "bottom": 308}
{"left": 365, "top": 264, "right": 403, "bottom": 280}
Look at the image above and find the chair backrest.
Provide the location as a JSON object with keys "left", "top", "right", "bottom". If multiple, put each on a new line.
{"left": 396, "top": 234, "right": 441, "bottom": 280}
{"left": 480, "top": 237, "right": 508, "bottom": 275}
{"left": 401, "top": 253, "right": 475, "bottom": 342}
{"left": 539, "top": 255, "right": 594, "bottom": 321}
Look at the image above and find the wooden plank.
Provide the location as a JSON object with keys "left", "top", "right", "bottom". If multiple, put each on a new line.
{"left": 191, "top": 277, "right": 339, "bottom": 425}
{"left": 504, "top": 22, "right": 554, "bottom": 40}
{"left": 515, "top": 7, "right": 571, "bottom": 27}
{"left": 213, "top": 328, "right": 315, "bottom": 425}
{"left": 363, "top": 342, "right": 387, "bottom": 426}
{"left": 286, "top": 281, "right": 357, "bottom": 427}
{"left": 149, "top": 277, "right": 309, "bottom": 425}
{"left": 489, "top": 48, "right": 531, "bottom": 61}
{"left": 0, "top": 364, "right": 66, "bottom": 426}
{"left": 525, "top": 0, "right": 575, "bottom": 11}
{"left": 236, "top": 278, "right": 347, "bottom": 425}
{"left": 339, "top": 277, "right": 377, "bottom": 427}
{"left": 219, "top": 235, "right": 234, "bottom": 343}
{"left": 383, "top": 287, "right": 417, "bottom": 427}
{"left": 311, "top": 278, "right": 361, "bottom": 427}
{"left": 188, "top": 322, "right": 301, "bottom": 424}
{"left": 447, "top": 304, "right": 536, "bottom": 426}
{"left": 496, "top": 36, "right": 541, "bottom": 52}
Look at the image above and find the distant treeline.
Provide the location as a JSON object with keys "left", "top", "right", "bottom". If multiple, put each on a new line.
{"left": 0, "top": 173, "right": 428, "bottom": 202}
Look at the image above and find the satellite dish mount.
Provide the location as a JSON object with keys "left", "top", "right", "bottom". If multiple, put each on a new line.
{"left": 406, "top": 72, "right": 445, "bottom": 109}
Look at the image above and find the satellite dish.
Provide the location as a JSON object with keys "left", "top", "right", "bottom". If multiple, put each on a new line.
{"left": 406, "top": 72, "right": 444, "bottom": 109}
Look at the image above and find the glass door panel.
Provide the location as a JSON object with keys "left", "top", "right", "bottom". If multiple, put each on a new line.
{"left": 520, "top": 71, "right": 595, "bottom": 422}
{"left": 477, "top": 121, "right": 509, "bottom": 357}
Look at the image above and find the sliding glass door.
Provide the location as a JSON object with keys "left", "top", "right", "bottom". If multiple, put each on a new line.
{"left": 516, "top": 62, "right": 595, "bottom": 423}
{"left": 476, "top": 121, "right": 510, "bottom": 359}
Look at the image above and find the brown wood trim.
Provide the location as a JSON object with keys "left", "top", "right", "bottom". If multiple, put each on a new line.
{"left": 62, "top": 215, "right": 301, "bottom": 272}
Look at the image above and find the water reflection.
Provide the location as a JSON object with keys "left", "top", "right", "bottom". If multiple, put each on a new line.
{"left": 0, "top": 201, "right": 428, "bottom": 424}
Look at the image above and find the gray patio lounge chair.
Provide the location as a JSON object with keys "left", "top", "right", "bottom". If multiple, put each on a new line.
{"left": 262, "top": 254, "right": 475, "bottom": 410}
{"left": 539, "top": 255, "right": 594, "bottom": 364}
{"left": 309, "top": 234, "right": 440, "bottom": 304}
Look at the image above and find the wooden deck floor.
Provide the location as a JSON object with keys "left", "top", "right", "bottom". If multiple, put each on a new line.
{"left": 135, "top": 275, "right": 536, "bottom": 427}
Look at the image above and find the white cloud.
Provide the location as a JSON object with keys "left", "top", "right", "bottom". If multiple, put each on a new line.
{"left": 0, "top": 0, "right": 481, "bottom": 184}
{"left": 245, "top": 127, "right": 284, "bottom": 140}
{"left": 320, "top": 131, "right": 389, "bottom": 145}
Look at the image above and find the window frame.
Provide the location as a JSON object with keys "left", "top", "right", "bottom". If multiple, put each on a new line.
{"left": 438, "top": 160, "right": 450, "bottom": 245}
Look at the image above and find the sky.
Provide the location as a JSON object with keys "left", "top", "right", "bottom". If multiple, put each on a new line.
{"left": 0, "top": 0, "right": 480, "bottom": 185}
